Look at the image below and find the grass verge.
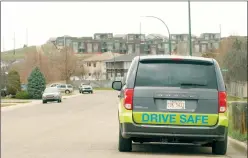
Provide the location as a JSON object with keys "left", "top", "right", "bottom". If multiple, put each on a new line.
{"left": 1, "top": 101, "right": 30, "bottom": 107}
{"left": 228, "top": 124, "right": 247, "bottom": 142}
{"left": 228, "top": 102, "right": 247, "bottom": 142}
{"left": 94, "top": 87, "right": 113, "bottom": 90}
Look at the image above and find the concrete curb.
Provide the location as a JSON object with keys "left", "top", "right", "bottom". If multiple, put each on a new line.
{"left": 1, "top": 93, "right": 81, "bottom": 112}
{"left": 228, "top": 137, "right": 247, "bottom": 154}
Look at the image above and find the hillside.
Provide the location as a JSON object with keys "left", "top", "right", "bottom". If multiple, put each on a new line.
{"left": 1, "top": 46, "right": 37, "bottom": 61}
{"left": 1, "top": 43, "right": 107, "bottom": 62}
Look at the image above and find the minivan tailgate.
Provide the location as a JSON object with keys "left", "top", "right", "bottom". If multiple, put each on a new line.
{"left": 132, "top": 87, "right": 219, "bottom": 126}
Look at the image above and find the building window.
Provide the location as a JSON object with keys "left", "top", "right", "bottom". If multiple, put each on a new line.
{"left": 95, "top": 35, "right": 100, "bottom": 40}
{"left": 87, "top": 62, "right": 91, "bottom": 67}
{"left": 87, "top": 43, "right": 92, "bottom": 52}
{"left": 93, "top": 43, "right": 99, "bottom": 52}
{"left": 93, "top": 62, "right": 96, "bottom": 67}
{"left": 89, "top": 73, "right": 91, "bottom": 76}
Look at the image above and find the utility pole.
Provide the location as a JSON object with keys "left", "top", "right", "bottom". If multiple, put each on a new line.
{"left": 3, "top": 36, "right": 5, "bottom": 52}
{"left": 219, "top": 24, "right": 222, "bottom": 53}
{"left": 139, "top": 21, "right": 142, "bottom": 55}
{"left": 188, "top": 0, "right": 192, "bottom": 56}
{"left": 13, "top": 32, "right": 16, "bottom": 55}
{"left": 112, "top": 51, "right": 116, "bottom": 81}
{"left": 65, "top": 46, "right": 68, "bottom": 84}
{"left": 26, "top": 28, "right": 28, "bottom": 46}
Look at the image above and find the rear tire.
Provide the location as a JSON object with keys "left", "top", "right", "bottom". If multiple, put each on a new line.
{"left": 212, "top": 132, "right": 228, "bottom": 155}
{"left": 43, "top": 100, "right": 47, "bottom": 104}
{"left": 118, "top": 127, "right": 132, "bottom": 152}
{"left": 65, "top": 90, "right": 70, "bottom": 94}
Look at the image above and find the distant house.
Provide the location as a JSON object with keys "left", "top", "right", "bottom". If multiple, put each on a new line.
{"left": 104, "top": 53, "right": 141, "bottom": 80}
{"left": 77, "top": 52, "right": 122, "bottom": 80}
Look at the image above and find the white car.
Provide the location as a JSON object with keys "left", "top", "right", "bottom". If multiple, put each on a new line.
{"left": 57, "top": 84, "right": 74, "bottom": 94}
{"left": 79, "top": 84, "right": 93, "bottom": 94}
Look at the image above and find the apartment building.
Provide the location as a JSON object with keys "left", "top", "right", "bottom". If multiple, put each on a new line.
{"left": 52, "top": 32, "right": 221, "bottom": 55}
{"left": 94, "top": 33, "right": 113, "bottom": 40}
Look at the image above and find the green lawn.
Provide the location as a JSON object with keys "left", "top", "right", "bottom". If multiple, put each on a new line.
{"left": 228, "top": 120, "right": 247, "bottom": 142}
{"left": 228, "top": 102, "right": 248, "bottom": 142}
{"left": 94, "top": 87, "right": 113, "bottom": 90}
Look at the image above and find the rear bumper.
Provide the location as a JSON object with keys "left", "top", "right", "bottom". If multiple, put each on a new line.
{"left": 121, "top": 123, "right": 227, "bottom": 142}
{"left": 43, "top": 98, "right": 60, "bottom": 101}
{"left": 80, "top": 89, "right": 93, "bottom": 92}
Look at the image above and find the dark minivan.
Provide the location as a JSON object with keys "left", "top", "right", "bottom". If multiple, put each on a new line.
{"left": 112, "top": 55, "right": 228, "bottom": 155}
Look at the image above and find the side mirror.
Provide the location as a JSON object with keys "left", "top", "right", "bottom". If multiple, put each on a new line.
{"left": 112, "top": 81, "right": 122, "bottom": 91}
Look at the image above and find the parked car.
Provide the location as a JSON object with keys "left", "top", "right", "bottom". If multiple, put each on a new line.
{"left": 79, "top": 83, "right": 93, "bottom": 94}
{"left": 112, "top": 55, "right": 228, "bottom": 155}
{"left": 1, "top": 87, "right": 8, "bottom": 97}
{"left": 21, "top": 84, "right": 27, "bottom": 91}
{"left": 50, "top": 83, "right": 61, "bottom": 87}
{"left": 42, "top": 87, "right": 62, "bottom": 104}
{"left": 57, "top": 84, "right": 73, "bottom": 94}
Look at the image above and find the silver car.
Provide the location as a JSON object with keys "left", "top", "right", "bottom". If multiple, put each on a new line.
{"left": 42, "top": 87, "right": 62, "bottom": 104}
{"left": 79, "top": 83, "right": 93, "bottom": 94}
{"left": 56, "top": 84, "right": 74, "bottom": 94}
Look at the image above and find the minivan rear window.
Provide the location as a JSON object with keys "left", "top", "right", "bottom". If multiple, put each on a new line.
{"left": 135, "top": 61, "right": 218, "bottom": 89}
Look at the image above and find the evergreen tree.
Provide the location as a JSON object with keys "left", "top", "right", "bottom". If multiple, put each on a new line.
{"left": 6, "top": 70, "right": 21, "bottom": 95}
{"left": 27, "top": 67, "right": 46, "bottom": 99}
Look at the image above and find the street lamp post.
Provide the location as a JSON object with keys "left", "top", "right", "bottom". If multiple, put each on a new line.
{"left": 142, "top": 16, "right": 172, "bottom": 55}
{"left": 188, "top": 1, "right": 193, "bottom": 56}
{"left": 110, "top": 50, "right": 116, "bottom": 81}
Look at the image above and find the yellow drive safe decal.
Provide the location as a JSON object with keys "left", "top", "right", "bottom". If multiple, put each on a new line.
{"left": 133, "top": 112, "right": 219, "bottom": 126}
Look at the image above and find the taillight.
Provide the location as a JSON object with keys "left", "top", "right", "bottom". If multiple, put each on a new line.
{"left": 124, "top": 89, "right": 134, "bottom": 110}
{"left": 218, "top": 91, "right": 227, "bottom": 113}
{"left": 172, "top": 58, "right": 183, "bottom": 61}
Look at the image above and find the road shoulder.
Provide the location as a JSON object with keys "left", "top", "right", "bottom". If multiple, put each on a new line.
{"left": 228, "top": 137, "right": 247, "bottom": 154}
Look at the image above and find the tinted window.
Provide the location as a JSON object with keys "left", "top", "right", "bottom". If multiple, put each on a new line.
{"left": 67, "top": 85, "right": 72, "bottom": 88}
{"left": 135, "top": 61, "right": 217, "bottom": 89}
{"left": 44, "top": 88, "right": 59, "bottom": 93}
{"left": 60, "top": 85, "right": 66, "bottom": 88}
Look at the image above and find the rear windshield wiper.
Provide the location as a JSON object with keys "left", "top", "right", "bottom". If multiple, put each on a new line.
{"left": 180, "top": 82, "right": 206, "bottom": 86}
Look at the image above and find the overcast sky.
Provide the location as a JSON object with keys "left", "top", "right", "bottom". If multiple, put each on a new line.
{"left": 1, "top": 2, "right": 247, "bottom": 51}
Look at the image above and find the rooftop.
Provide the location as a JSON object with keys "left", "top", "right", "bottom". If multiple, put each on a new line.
{"left": 83, "top": 52, "right": 122, "bottom": 62}
{"left": 105, "top": 54, "right": 214, "bottom": 63}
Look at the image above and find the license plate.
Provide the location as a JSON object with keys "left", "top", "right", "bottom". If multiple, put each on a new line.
{"left": 167, "top": 100, "right": 185, "bottom": 110}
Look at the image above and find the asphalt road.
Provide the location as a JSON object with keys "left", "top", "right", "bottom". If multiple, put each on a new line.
{"left": 1, "top": 90, "right": 246, "bottom": 158}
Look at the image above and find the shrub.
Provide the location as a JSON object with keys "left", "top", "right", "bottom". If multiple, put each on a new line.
{"left": 16, "top": 91, "right": 30, "bottom": 99}
{"left": 6, "top": 70, "right": 21, "bottom": 95}
{"left": 27, "top": 67, "right": 46, "bottom": 99}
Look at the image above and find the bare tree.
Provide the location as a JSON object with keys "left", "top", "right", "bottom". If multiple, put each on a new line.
{"left": 93, "top": 68, "right": 102, "bottom": 81}
{"left": 221, "top": 38, "right": 247, "bottom": 82}
{"left": 75, "top": 63, "right": 88, "bottom": 80}
{"left": 49, "top": 46, "right": 77, "bottom": 83}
